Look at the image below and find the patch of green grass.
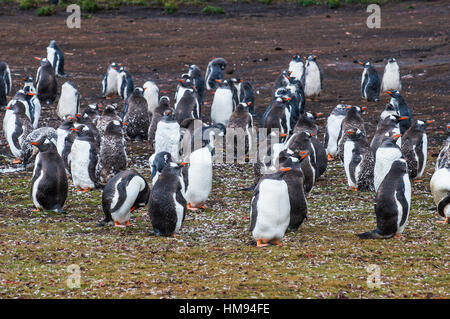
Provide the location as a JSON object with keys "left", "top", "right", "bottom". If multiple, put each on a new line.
{"left": 80, "top": 0, "right": 101, "bottom": 13}
{"left": 326, "top": 0, "right": 341, "bottom": 9}
{"left": 258, "top": 0, "right": 272, "bottom": 4}
{"left": 19, "top": 0, "right": 38, "bottom": 9}
{"left": 201, "top": 5, "right": 224, "bottom": 14}
{"left": 163, "top": 0, "right": 178, "bottom": 13}
{"left": 35, "top": 4, "right": 56, "bottom": 15}
{"left": 298, "top": 0, "right": 319, "bottom": 6}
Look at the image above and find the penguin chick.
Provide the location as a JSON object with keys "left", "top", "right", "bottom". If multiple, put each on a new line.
{"left": 99, "top": 120, "right": 128, "bottom": 184}
{"left": 123, "top": 87, "right": 150, "bottom": 141}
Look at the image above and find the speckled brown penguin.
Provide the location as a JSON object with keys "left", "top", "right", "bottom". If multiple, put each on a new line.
{"left": 226, "top": 102, "right": 255, "bottom": 159}
{"left": 35, "top": 57, "right": 58, "bottom": 105}
{"left": 122, "top": 87, "right": 150, "bottom": 141}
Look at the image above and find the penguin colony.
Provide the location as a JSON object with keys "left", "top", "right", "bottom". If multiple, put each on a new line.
{"left": 0, "top": 41, "right": 448, "bottom": 245}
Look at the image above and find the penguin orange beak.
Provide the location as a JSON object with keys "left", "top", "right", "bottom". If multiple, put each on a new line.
{"left": 180, "top": 162, "right": 189, "bottom": 166}
{"left": 122, "top": 122, "right": 128, "bottom": 126}
{"left": 30, "top": 142, "right": 39, "bottom": 145}
{"left": 27, "top": 92, "right": 36, "bottom": 96}
{"left": 67, "top": 116, "right": 74, "bottom": 120}
{"left": 284, "top": 97, "right": 292, "bottom": 101}
{"left": 5, "top": 106, "right": 11, "bottom": 110}
{"left": 178, "top": 79, "right": 183, "bottom": 83}
{"left": 300, "top": 153, "right": 309, "bottom": 160}
{"left": 118, "top": 63, "right": 122, "bottom": 66}
{"left": 280, "top": 133, "right": 287, "bottom": 137}
{"left": 247, "top": 101, "right": 252, "bottom": 106}
{"left": 316, "top": 112, "right": 323, "bottom": 117}
{"left": 75, "top": 114, "right": 81, "bottom": 118}
{"left": 34, "top": 57, "right": 41, "bottom": 61}
{"left": 358, "top": 61, "right": 364, "bottom": 65}
{"left": 399, "top": 116, "right": 409, "bottom": 120}
{"left": 386, "top": 91, "right": 393, "bottom": 95}
{"left": 71, "top": 128, "right": 79, "bottom": 131}
{"left": 427, "top": 120, "right": 435, "bottom": 124}
{"left": 345, "top": 106, "right": 352, "bottom": 109}
{"left": 280, "top": 167, "right": 291, "bottom": 172}
{"left": 393, "top": 134, "right": 402, "bottom": 139}
{"left": 361, "top": 107, "right": 367, "bottom": 111}
{"left": 298, "top": 151, "right": 307, "bottom": 156}
{"left": 215, "top": 79, "right": 222, "bottom": 83}
{"left": 347, "top": 130, "right": 354, "bottom": 134}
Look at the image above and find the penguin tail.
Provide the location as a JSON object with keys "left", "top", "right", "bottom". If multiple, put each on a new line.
{"left": 356, "top": 229, "right": 389, "bottom": 239}
{"left": 240, "top": 184, "right": 256, "bottom": 192}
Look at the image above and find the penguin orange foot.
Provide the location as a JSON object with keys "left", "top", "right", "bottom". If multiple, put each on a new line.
{"left": 256, "top": 239, "right": 269, "bottom": 247}
{"left": 12, "top": 158, "right": 22, "bottom": 164}
{"left": 394, "top": 234, "right": 403, "bottom": 239}
{"left": 436, "top": 217, "right": 449, "bottom": 224}
{"left": 270, "top": 239, "right": 282, "bottom": 246}
{"left": 187, "top": 203, "right": 199, "bottom": 211}
{"left": 32, "top": 208, "right": 41, "bottom": 212}
{"left": 114, "top": 220, "right": 131, "bottom": 228}
{"left": 327, "top": 154, "right": 334, "bottom": 161}
{"left": 349, "top": 186, "right": 358, "bottom": 191}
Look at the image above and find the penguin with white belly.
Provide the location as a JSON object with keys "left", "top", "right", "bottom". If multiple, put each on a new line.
{"left": 430, "top": 155, "right": 450, "bottom": 224}
{"left": 148, "top": 164, "right": 187, "bottom": 237}
{"left": 153, "top": 108, "right": 181, "bottom": 162}
{"left": 117, "top": 66, "right": 134, "bottom": 100}
{"left": 187, "top": 64, "right": 205, "bottom": 106}
{"left": 324, "top": 104, "right": 348, "bottom": 161}
{"left": 359, "top": 61, "right": 380, "bottom": 102}
{"left": 22, "top": 84, "right": 41, "bottom": 129}
{"left": 57, "top": 81, "right": 80, "bottom": 119}
{"left": 75, "top": 112, "right": 101, "bottom": 148}
{"left": 0, "top": 61, "right": 12, "bottom": 107}
{"left": 46, "top": 40, "right": 67, "bottom": 78}
{"left": 374, "top": 135, "right": 403, "bottom": 192}
{"left": 381, "top": 58, "right": 401, "bottom": 92}
{"left": 401, "top": 119, "right": 433, "bottom": 180}
{"left": 337, "top": 105, "right": 366, "bottom": 161}
{"left": 99, "top": 170, "right": 150, "bottom": 227}
{"left": 371, "top": 114, "right": 408, "bottom": 154}
{"left": 357, "top": 158, "right": 411, "bottom": 239}
{"left": 102, "top": 62, "right": 121, "bottom": 98}
{"left": 205, "top": 57, "right": 227, "bottom": 90}
{"left": 210, "top": 79, "right": 234, "bottom": 126}
{"left": 122, "top": 87, "right": 150, "bottom": 141}
{"left": 288, "top": 54, "right": 305, "bottom": 88}
{"left": 35, "top": 57, "right": 58, "bottom": 105}
{"left": 175, "top": 78, "right": 200, "bottom": 124}
{"left": 30, "top": 137, "right": 68, "bottom": 213}
{"left": 386, "top": 90, "right": 412, "bottom": 134}
{"left": 99, "top": 120, "right": 128, "bottom": 183}
{"left": 343, "top": 128, "right": 375, "bottom": 191}
{"left": 261, "top": 96, "right": 291, "bottom": 142}
{"left": 143, "top": 81, "right": 159, "bottom": 116}
{"left": 304, "top": 55, "right": 323, "bottom": 100}
{"left": 148, "top": 96, "right": 171, "bottom": 146}
{"left": 379, "top": 103, "right": 399, "bottom": 122}
{"left": 4, "top": 101, "right": 33, "bottom": 164}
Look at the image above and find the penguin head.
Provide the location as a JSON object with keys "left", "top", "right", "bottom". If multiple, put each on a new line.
{"left": 6, "top": 101, "right": 26, "bottom": 114}
{"left": 274, "top": 87, "right": 289, "bottom": 99}
{"left": 151, "top": 151, "right": 173, "bottom": 179}
{"left": 110, "top": 62, "right": 121, "bottom": 71}
{"left": 281, "top": 69, "right": 292, "bottom": 80}
{"left": 133, "top": 87, "right": 144, "bottom": 95}
{"left": 384, "top": 103, "right": 398, "bottom": 112}
{"left": 236, "top": 102, "right": 251, "bottom": 112}
{"left": 307, "top": 55, "right": 317, "bottom": 62}
{"left": 346, "top": 128, "right": 364, "bottom": 140}
{"left": 229, "top": 78, "right": 243, "bottom": 85}
{"left": 386, "top": 90, "right": 401, "bottom": 99}
{"left": 210, "top": 57, "right": 227, "bottom": 70}
{"left": 85, "top": 103, "right": 100, "bottom": 115}
{"left": 159, "top": 96, "right": 170, "bottom": 107}
{"left": 278, "top": 149, "right": 309, "bottom": 170}
{"left": 388, "top": 58, "right": 397, "bottom": 63}
{"left": 72, "top": 125, "right": 94, "bottom": 140}
{"left": 60, "top": 116, "right": 75, "bottom": 130}
{"left": 291, "top": 54, "right": 303, "bottom": 62}
{"left": 391, "top": 114, "right": 409, "bottom": 124}
{"left": 102, "top": 104, "right": 117, "bottom": 116}
{"left": 391, "top": 158, "right": 408, "bottom": 174}
{"left": 345, "top": 105, "right": 365, "bottom": 114}
{"left": 23, "top": 75, "right": 33, "bottom": 84}
{"left": 105, "top": 120, "right": 124, "bottom": 136}
{"left": 414, "top": 119, "right": 434, "bottom": 132}
{"left": 34, "top": 57, "right": 50, "bottom": 67}
{"left": 358, "top": 61, "right": 371, "bottom": 68}
{"left": 178, "top": 77, "right": 195, "bottom": 89}
{"left": 162, "top": 108, "right": 176, "bottom": 122}
{"left": 30, "top": 137, "right": 54, "bottom": 153}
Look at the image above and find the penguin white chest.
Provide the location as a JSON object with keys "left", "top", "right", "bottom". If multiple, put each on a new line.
{"left": 381, "top": 63, "right": 401, "bottom": 92}
{"left": 289, "top": 61, "right": 304, "bottom": 82}
{"left": 211, "top": 88, "right": 233, "bottom": 126}
{"left": 395, "top": 174, "right": 411, "bottom": 234}
{"left": 305, "top": 63, "right": 321, "bottom": 97}
{"left": 344, "top": 140, "right": 357, "bottom": 187}
{"left": 326, "top": 115, "right": 345, "bottom": 156}
{"left": 57, "top": 84, "right": 78, "bottom": 118}
{"left": 144, "top": 84, "right": 159, "bottom": 115}
{"left": 186, "top": 147, "right": 212, "bottom": 205}
{"left": 71, "top": 140, "right": 95, "bottom": 188}
{"left": 5, "top": 114, "right": 23, "bottom": 158}
{"left": 418, "top": 134, "right": 427, "bottom": 178}
{"left": 430, "top": 168, "right": 450, "bottom": 218}
{"left": 155, "top": 122, "right": 180, "bottom": 161}
{"left": 31, "top": 153, "right": 44, "bottom": 209}
{"left": 252, "top": 179, "right": 290, "bottom": 241}
{"left": 56, "top": 128, "right": 69, "bottom": 156}
{"left": 111, "top": 176, "right": 145, "bottom": 224}
{"left": 374, "top": 148, "right": 402, "bottom": 192}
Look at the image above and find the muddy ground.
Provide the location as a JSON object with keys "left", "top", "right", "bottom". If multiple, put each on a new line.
{"left": 0, "top": 1, "right": 448, "bottom": 299}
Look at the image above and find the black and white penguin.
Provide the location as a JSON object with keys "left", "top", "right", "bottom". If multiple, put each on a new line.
{"left": 205, "top": 57, "right": 227, "bottom": 90}
{"left": 324, "top": 104, "right": 348, "bottom": 161}
{"left": 337, "top": 105, "right": 366, "bottom": 161}
{"left": 273, "top": 70, "right": 292, "bottom": 91}
{"left": 357, "top": 158, "right": 411, "bottom": 239}
{"left": 96, "top": 104, "right": 121, "bottom": 137}
{"left": 288, "top": 54, "right": 305, "bottom": 88}
{"left": 56, "top": 115, "right": 75, "bottom": 174}
{"left": 117, "top": 66, "right": 134, "bottom": 100}
{"left": 143, "top": 81, "right": 159, "bottom": 116}
{"left": 99, "top": 170, "right": 150, "bottom": 227}
{"left": 99, "top": 120, "right": 128, "bottom": 183}
{"left": 210, "top": 79, "right": 235, "bottom": 126}
{"left": 436, "top": 123, "right": 450, "bottom": 170}
{"left": 371, "top": 114, "right": 407, "bottom": 153}
{"left": 401, "top": 119, "right": 433, "bottom": 180}
{"left": 430, "top": 158, "right": 450, "bottom": 224}
{"left": 57, "top": 81, "right": 80, "bottom": 119}
{"left": 261, "top": 87, "right": 296, "bottom": 131}
{"left": 381, "top": 58, "right": 401, "bottom": 92}
{"left": 294, "top": 111, "right": 322, "bottom": 135}
{"left": 151, "top": 151, "right": 176, "bottom": 185}
{"left": 21, "top": 126, "right": 57, "bottom": 168}
{"left": 174, "top": 78, "right": 200, "bottom": 124}
{"left": 69, "top": 125, "right": 101, "bottom": 191}
{"left": 153, "top": 108, "right": 181, "bottom": 162}
{"left": 22, "top": 82, "right": 41, "bottom": 129}
{"left": 304, "top": 55, "right": 323, "bottom": 100}
{"left": 359, "top": 61, "right": 380, "bottom": 102}
{"left": 0, "top": 61, "right": 12, "bottom": 107}
{"left": 386, "top": 90, "right": 412, "bottom": 134}
{"left": 284, "top": 76, "right": 305, "bottom": 122}
{"left": 379, "top": 102, "right": 400, "bottom": 122}
{"left": 148, "top": 164, "right": 187, "bottom": 236}
{"left": 122, "top": 87, "right": 150, "bottom": 140}
{"left": 249, "top": 167, "right": 292, "bottom": 247}
{"left": 229, "top": 78, "right": 256, "bottom": 116}
{"left": 343, "top": 128, "right": 375, "bottom": 191}
{"left": 30, "top": 137, "right": 68, "bottom": 213}
{"left": 4, "top": 101, "right": 33, "bottom": 164}
{"left": 374, "top": 135, "right": 403, "bottom": 192}
{"left": 75, "top": 112, "right": 101, "bottom": 149}
{"left": 226, "top": 102, "right": 255, "bottom": 159}
{"left": 81, "top": 103, "right": 101, "bottom": 126}
{"left": 148, "top": 96, "right": 171, "bottom": 146}
{"left": 46, "top": 40, "right": 67, "bottom": 78}
{"left": 35, "top": 57, "right": 58, "bottom": 105}
{"left": 102, "top": 62, "right": 121, "bottom": 98}
{"left": 261, "top": 96, "right": 291, "bottom": 142}
{"left": 187, "top": 64, "right": 205, "bottom": 106}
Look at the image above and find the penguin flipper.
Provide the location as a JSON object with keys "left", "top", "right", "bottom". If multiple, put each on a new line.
{"left": 356, "top": 229, "right": 392, "bottom": 239}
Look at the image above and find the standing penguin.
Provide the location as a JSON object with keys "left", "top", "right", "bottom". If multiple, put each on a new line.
{"left": 229, "top": 78, "right": 256, "bottom": 116}
{"left": 430, "top": 158, "right": 450, "bottom": 224}
{"left": 46, "top": 40, "right": 67, "bottom": 78}
{"left": 381, "top": 58, "right": 401, "bottom": 92}
{"left": 304, "top": 55, "right": 323, "bottom": 100}
{"left": 262, "top": 96, "right": 292, "bottom": 142}
{"left": 210, "top": 79, "right": 235, "bottom": 126}
{"left": 386, "top": 90, "right": 412, "bottom": 134}
{"left": 96, "top": 104, "right": 121, "bottom": 137}
{"left": 371, "top": 114, "right": 408, "bottom": 153}
{"left": 148, "top": 96, "right": 171, "bottom": 146}
{"left": 174, "top": 78, "right": 200, "bottom": 124}
{"left": 401, "top": 119, "right": 433, "bottom": 180}
{"left": 205, "top": 57, "right": 227, "bottom": 90}
{"left": 374, "top": 135, "right": 403, "bottom": 192}
{"left": 99, "top": 170, "right": 150, "bottom": 227}
{"left": 22, "top": 83, "right": 41, "bottom": 129}
{"left": 30, "top": 137, "right": 68, "bottom": 213}
{"left": 143, "top": 81, "right": 159, "bottom": 116}
{"left": 117, "top": 67, "right": 134, "bottom": 100}
{"left": 57, "top": 82, "right": 80, "bottom": 119}
{"left": 324, "top": 104, "right": 348, "bottom": 161}
{"left": 187, "top": 64, "right": 205, "bottom": 106}
{"left": 436, "top": 123, "right": 450, "bottom": 170}
{"left": 4, "top": 101, "right": 33, "bottom": 164}
{"left": 343, "top": 128, "right": 375, "bottom": 191}
{"left": 249, "top": 167, "right": 292, "bottom": 247}
{"left": 153, "top": 108, "right": 181, "bottom": 162}
{"left": 379, "top": 102, "right": 400, "bottom": 122}
{"left": 357, "top": 159, "right": 411, "bottom": 239}
{"left": 337, "top": 105, "right": 366, "bottom": 161}
{"left": 0, "top": 61, "right": 12, "bottom": 107}
{"left": 99, "top": 120, "right": 128, "bottom": 183}
{"left": 148, "top": 164, "right": 187, "bottom": 236}
{"left": 102, "top": 62, "right": 121, "bottom": 98}
{"left": 288, "top": 54, "right": 305, "bottom": 88}
{"left": 122, "top": 87, "right": 150, "bottom": 140}
{"left": 359, "top": 61, "right": 380, "bottom": 102}
{"left": 56, "top": 115, "right": 75, "bottom": 174}
{"left": 226, "top": 102, "right": 255, "bottom": 159}
{"left": 35, "top": 57, "right": 58, "bottom": 104}
{"left": 69, "top": 125, "right": 101, "bottom": 191}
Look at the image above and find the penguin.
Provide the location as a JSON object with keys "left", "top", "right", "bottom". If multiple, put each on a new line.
{"left": 174, "top": 78, "right": 200, "bottom": 124}
{"left": 81, "top": 103, "right": 101, "bottom": 126}
{"left": 69, "top": 125, "right": 101, "bottom": 191}
{"left": 337, "top": 105, "right": 366, "bottom": 161}
{"left": 148, "top": 164, "right": 187, "bottom": 236}
{"left": 284, "top": 76, "right": 305, "bottom": 122}
{"left": 226, "top": 102, "right": 255, "bottom": 159}
{"left": 99, "top": 170, "right": 150, "bottom": 227}
{"left": 386, "top": 90, "right": 412, "bottom": 134}
{"left": 379, "top": 102, "right": 399, "bottom": 122}
{"left": 293, "top": 111, "right": 322, "bottom": 136}
{"left": 374, "top": 135, "right": 403, "bottom": 192}
{"left": 30, "top": 136, "right": 68, "bottom": 213}
{"left": 143, "top": 81, "right": 159, "bottom": 116}
{"left": 187, "top": 64, "right": 205, "bottom": 106}
{"left": 99, "top": 120, "right": 128, "bottom": 183}
{"left": 229, "top": 78, "right": 256, "bottom": 116}
{"left": 74, "top": 112, "right": 101, "bottom": 149}
{"left": 117, "top": 66, "right": 134, "bottom": 100}
{"left": 4, "top": 101, "right": 33, "bottom": 164}
{"left": 273, "top": 70, "right": 292, "bottom": 91}
{"left": 153, "top": 108, "right": 181, "bottom": 162}
{"left": 261, "top": 96, "right": 291, "bottom": 142}
{"left": 324, "top": 104, "right": 348, "bottom": 161}
{"left": 371, "top": 114, "right": 408, "bottom": 154}
{"left": 96, "top": 104, "right": 121, "bottom": 137}
{"left": 401, "top": 119, "right": 433, "bottom": 180}
{"left": 357, "top": 159, "right": 411, "bottom": 239}
{"left": 436, "top": 123, "right": 450, "bottom": 170}
{"left": 56, "top": 115, "right": 75, "bottom": 174}
{"left": 261, "top": 88, "right": 293, "bottom": 130}
{"left": 381, "top": 58, "right": 401, "bottom": 92}
{"left": 23, "top": 75, "right": 34, "bottom": 92}
{"left": 122, "top": 87, "right": 150, "bottom": 140}
{"left": 148, "top": 96, "right": 171, "bottom": 146}
{"left": 22, "top": 82, "right": 41, "bottom": 129}
{"left": 343, "top": 128, "right": 375, "bottom": 191}
{"left": 249, "top": 167, "right": 292, "bottom": 247}
{"left": 102, "top": 62, "right": 121, "bottom": 98}
{"left": 205, "top": 57, "right": 227, "bottom": 90}
{"left": 304, "top": 55, "right": 323, "bottom": 100}
{"left": 430, "top": 158, "right": 450, "bottom": 224}
{"left": 359, "top": 61, "right": 380, "bottom": 102}
{"left": 210, "top": 79, "right": 235, "bottom": 126}
{"left": 46, "top": 40, "right": 67, "bottom": 78}
{"left": 57, "top": 81, "right": 80, "bottom": 119}
{"left": 288, "top": 54, "right": 305, "bottom": 88}
{"left": 35, "top": 57, "right": 58, "bottom": 105}
{"left": 151, "top": 151, "right": 176, "bottom": 186}
{"left": 0, "top": 61, "right": 12, "bottom": 107}
{"left": 21, "top": 126, "right": 57, "bottom": 168}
